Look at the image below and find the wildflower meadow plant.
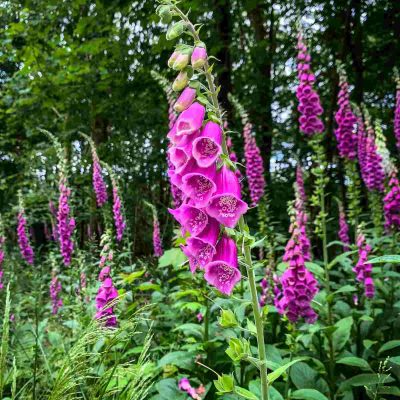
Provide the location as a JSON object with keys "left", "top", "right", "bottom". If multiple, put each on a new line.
{"left": 17, "top": 195, "right": 34, "bottom": 265}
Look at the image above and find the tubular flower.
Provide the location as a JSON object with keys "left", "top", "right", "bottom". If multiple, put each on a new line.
{"left": 275, "top": 196, "right": 318, "bottom": 324}
{"left": 243, "top": 122, "right": 265, "bottom": 206}
{"left": 0, "top": 237, "right": 4, "bottom": 290}
{"left": 338, "top": 204, "right": 351, "bottom": 251}
{"left": 296, "top": 32, "right": 325, "bottom": 136}
{"left": 296, "top": 164, "right": 307, "bottom": 206}
{"left": 178, "top": 378, "right": 202, "bottom": 400}
{"left": 49, "top": 275, "right": 62, "bottom": 315}
{"left": 152, "top": 214, "right": 163, "bottom": 257}
{"left": 17, "top": 211, "right": 34, "bottom": 265}
{"left": 384, "top": 169, "right": 400, "bottom": 231}
{"left": 57, "top": 179, "right": 75, "bottom": 265}
{"left": 166, "top": 83, "right": 248, "bottom": 294}
{"left": 112, "top": 183, "right": 126, "bottom": 242}
{"left": 92, "top": 155, "right": 108, "bottom": 207}
{"left": 354, "top": 231, "right": 374, "bottom": 298}
{"left": 334, "top": 73, "right": 357, "bottom": 159}
{"left": 395, "top": 80, "right": 400, "bottom": 150}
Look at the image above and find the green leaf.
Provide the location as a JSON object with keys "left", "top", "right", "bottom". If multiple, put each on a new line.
{"left": 219, "top": 309, "right": 238, "bottom": 328}
{"left": 327, "top": 250, "right": 358, "bottom": 270}
{"left": 291, "top": 389, "right": 329, "bottom": 400}
{"left": 389, "top": 356, "right": 400, "bottom": 365}
{"left": 248, "top": 380, "right": 284, "bottom": 400}
{"left": 332, "top": 317, "right": 353, "bottom": 352}
{"left": 246, "top": 318, "right": 257, "bottom": 336}
{"left": 290, "top": 362, "right": 318, "bottom": 390}
{"left": 158, "top": 351, "right": 195, "bottom": 370}
{"left": 120, "top": 269, "right": 145, "bottom": 283}
{"left": 235, "top": 386, "right": 259, "bottom": 400}
{"left": 368, "top": 255, "right": 400, "bottom": 264}
{"left": 137, "top": 282, "right": 161, "bottom": 291}
{"left": 339, "top": 374, "right": 395, "bottom": 392}
{"left": 267, "top": 358, "right": 305, "bottom": 384}
{"left": 378, "top": 340, "right": 400, "bottom": 354}
{"left": 333, "top": 285, "right": 357, "bottom": 295}
{"left": 173, "top": 323, "right": 203, "bottom": 339}
{"left": 337, "top": 357, "right": 372, "bottom": 371}
{"left": 363, "top": 340, "right": 377, "bottom": 350}
{"left": 304, "top": 262, "right": 325, "bottom": 278}
{"left": 159, "top": 248, "right": 187, "bottom": 268}
{"left": 378, "top": 386, "right": 400, "bottom": 396}
{"left": 214, "top": 374, "right": 234, "bottom": 394}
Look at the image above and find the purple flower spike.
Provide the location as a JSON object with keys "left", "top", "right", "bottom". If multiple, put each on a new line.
{"left": 169, "top": 204, "right": 209, "bottom": 236}
{"left": 92, "top": 158, "right": 108, "bottom": 207}
{"left": 95, "top": 276, "right": 118, "bottom": 327}
{"left": 49, "top": 275, "right": 62, "bottom": 315}
{"left": 181, "top": 162, "right": 217, "bottom": 207}
{"left": 394, "top": 82, "right": 400, "bottom": 150}
{"left": 175, "top": 102, "right": 206, "bottom": 138}
{"left": 206, "top": 165, "right": 248, "bottom": 228}
{"left": 338, "top": 206, "right": 351, "bottom": 251}
{"left": 384, "top": 169, "right": 400, "bottom": 231}
{"left": 17, "top": 211, "right": 34, "bottom": 265}
{"left": 204, "top": 235, "right": 241, "bottom": 295}
{"left": 192, "top": 121, "right": 222, "bottom": 168}
{"left": 153, "top": 216, "right": 163, "bottom": 257}
{"left": 112, "top": 185, "right": 126, "bottom": 242}
{"left": 354, "top": 231, "right": 374, "bottom": 299}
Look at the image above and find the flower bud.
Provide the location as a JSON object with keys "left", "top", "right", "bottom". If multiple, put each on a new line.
{"left": 191, "top": 46, "right": 207, "bottom": 69}
{"left": 174, "top": 87, "right": 196, "bottom": 112}
{"left": 172, "top": 71, "right": 189, "bottom": 92}
{"left": 218, "top": 309, "right": 238, "bottom": 328}
{"left": 166, "top": 21, "right": 186, "bottom": 41}
{"left": 168, "top": 51, "right": 179, "bottom": 68}
{"left": 172, "top": 53, "right": 190, "bottom": 70}
{"left": 158, "top": 5, "right": 172, "bottom": 24}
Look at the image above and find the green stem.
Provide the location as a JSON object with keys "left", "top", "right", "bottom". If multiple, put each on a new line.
{"left": 172, "top": 7, "right": 268, "bottom": 399}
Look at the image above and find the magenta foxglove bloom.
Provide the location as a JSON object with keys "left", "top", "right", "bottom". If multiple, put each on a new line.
{"left": 296, "top": 165, "right": 307, "bottom": 206}
{"left": 153, "top": 216, "right": 163, "bottom": 257}
{"left": 204, "top": 235, "right": 241, "bottom": 295}
{"left": 338, "top": 206, "right": 351, "bottom": 251}
{"left": 178, "top": 378, "right": 202, "bottom": 400}
{"left": 226, "top": 134, "right": 242, "bottom": 182}
{"left": 57, "top": 180, "right": 75, "bottom": 265}
{"left": 92, "top": 158, "right": 108, "bottom": 207}
{"left": 354, "top": 232, "right": 374, "bottom": 298}
{"left": 384, "top": 169, "right": 400, "bottom": 231}
{"left": 334, "top": 75, "right": 357, "bottom": 159}
{"left": 49, "top": 276, "right": 62, "bottom": 315}
{"left": 174, "top": 102, "right": 206, "bottom": 140}
{"left": 17, "top": 211, "right": 34, "bottom": 265}
{"left": 95, "top": 276, "right": 118, "bottom": 328}
{"left": 174, "top": 87, "right": 196, "bottom": 112}
{"left": 197, "top": 313, "right": 203, "bottom": 322}
{"left": 169, "top": 204, "right": 209, "bottom": 237}
{"left": 242, "top": 122, "right": 265, "bottom": 206}
{"left": 296, "top": 33, "right": 325, "bottom": 136}
{"left": 191, "top": 47, "right": 207, "bottom": 69}
{"left": 394, "top": 83, "right": 400, "bottom": 150}
{"left": 192, "top": 122, "right": 222, "bottom": 168}
{"left": 112, "top": 185, "right": 126, "bottom": 242}
{"left": 206, "top": 165, "right": 248, "bottom": 228}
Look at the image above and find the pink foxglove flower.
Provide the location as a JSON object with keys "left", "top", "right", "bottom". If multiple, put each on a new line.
{"left": 57, "top": 179, "right": 75, "bottom": 265}
{"left": 174, "top": 87, "right": 196, "bottom": 112}
{"left": 296, "top": 165, "right": 307, "bottom": 205}
{"left": 95, "top": 277, "right": 118, "bottom": 327}
{"left": 192, "top": 122, "right": 222, "bottom": 168}
{"left": 338, "top": 205, "right": 351, "bottom": 252}
{"left": 334, "top": 74, "right": 357, "bottom": 159}
{"left": 152, "top": 215, "right": 163, "bottom": 257}
{"left": 394, "top": 81, "right": 400, "bottom": 150}
{"left": 204, "top": 235, "right": 241, "bottom": 295}
{"left": 384, "top": 169, "right": 400, "bottom": 231}
{"left": 49, "top": 275, "right": 62, "bottom": 315}
{"left": 178, "top": 378, "right": 202, "bottom": 400}
{"left": 92, "top": 156, "right": 107, "bottom": 207}
{"left": 17, "top": 211, "right": 34, "bottom": 265}
{"left": 296, "top": 33, "right": 325, "bottom": 136}
{"left": 112, "top": 184, "right": 125, "bottom": 242}
{"left": 354, "top": 231, "right": 374, "bottom": 298}
{"left": 242, "top": 122, "right": 265, "bottom": 206}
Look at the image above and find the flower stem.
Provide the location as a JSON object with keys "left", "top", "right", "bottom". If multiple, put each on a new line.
{"left": 171, "top": 6, "right": 268, "bottom": 398}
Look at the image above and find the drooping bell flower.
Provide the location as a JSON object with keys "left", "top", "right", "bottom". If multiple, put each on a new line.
{"left": 204, "top": 235, "right": 241, "bottom": 295}
{"left": 152, "top": 213, "right": 163, "bottom": 257}
{"left": 192, "top": 121, "right": 222, "bottom": 168}
{"left": 191, "top": 46, "right": 207, "bottom": 69}
{"left": 296, "top": 32, "right": 325, "bottom": 136}
{"left": 394, "top": 80, "right": 400, "bottom": 150}
{"left": 57, "top": 179, "right": 75, "bottom": 265}
{"left": 172, "top": 70, "right": 189, "bottom": 92}
{"left": 178, "top": 378, "right": 202, "bottom": 400}
{"left": 95, "top": 276, "right": 118, "bottom": 327}
{"left": 49, "top": 274, "right": 62, "bottom": 315}
{"left": 112, "top": 182, "right": 126, "bottom": 242}
{"left": 92, "top": 155, "right": 108, "bottom": 207}
{"left": 334, "top": 72, "right": 357, "bottom": 159}
{"left": 174, "top": 87, "right": 197, "bottom": 113}
{"left": 17, "top": 210, "right": 34, "bottom": 265}
{"left": 169, "top": 204, "right": 209, "bottom": 237}
{"left": 206, "top": 165, "right": 248, "bottom": 228}
{"left": 226, "top": 133, "right": 242, "bottom": 182}
{"left": 185, "top": 217, "right": 219, "bottom": 268}
{"left": 242, "top": 122, "right": 265, "bottom": 206}
{"left": 338, "top": 203, "right": 351, "bottom": 251}
{"left": 384, "top": 168, "right": 400, "bottom": 231}
{"left": 354, "top": 230, "right": 374, "bottom": 298}
{"left": 172, "top": 52, "right": 190, "bottom": 71}
{"left": 171, "top": 102, "right": 206, "bottom": 142}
